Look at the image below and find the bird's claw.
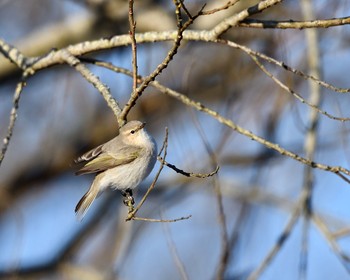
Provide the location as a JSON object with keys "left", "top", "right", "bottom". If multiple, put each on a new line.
{"left": 121, "top": 189, "right": 135, "bottom": 213}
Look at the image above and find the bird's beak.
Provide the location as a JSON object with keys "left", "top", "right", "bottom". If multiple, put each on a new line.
{"left": 134, "top": 122, "right": 146, "bottom": 133}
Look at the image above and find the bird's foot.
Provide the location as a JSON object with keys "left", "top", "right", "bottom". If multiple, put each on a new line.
{"left": 121, "top": 189, "right": 135, "bottom": 213}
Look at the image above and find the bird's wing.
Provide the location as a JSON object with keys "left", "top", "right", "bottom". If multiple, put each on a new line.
{"left": 75, "top": 146, "right": 141, "bottom": 175}
{"left": 75, "top": 144, "right": 104, "bottom": 164}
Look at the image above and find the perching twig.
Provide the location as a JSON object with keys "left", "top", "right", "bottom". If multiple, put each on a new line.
{"left": 132, "top": 215, "right": 192, "bottom": 223}
{"left": 128, "top": 127, "right": 168, "bottom": 218}
{"left": 126, "top": 128, "right": 191, "bottom": 223}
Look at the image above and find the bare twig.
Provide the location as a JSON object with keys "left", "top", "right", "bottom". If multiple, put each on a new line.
{"left": 126, "top": 128, "right": 167, "bottom": 220}
{"left": 210, "top": 0, "right": 284, "bottom": 37}
{"left": 239, "top": 16, "right": 350, "bottom": 29}
{"left": 158, "top": 156, "right": 219, "bottom": 178}
{"left": 0, "top": 76, "right": 27, "bottom": 167}
{"left": 126, "top": 128, "right": 192, "bottom": 222}
{"left": 201, "top": 0, "right": 240, "bottom": 15}
{"left": 132, "top": 215, "right": 192, "bottom": 223}
{"left": 128, "top": 0, "right": 138, "bottom": 95}
{"left": 178, "top": 0, "right": 193, "bottom": 20}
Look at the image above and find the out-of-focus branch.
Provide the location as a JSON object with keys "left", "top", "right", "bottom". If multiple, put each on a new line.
{"left": 247, "top": 197, "right": 303, "bottom": 280}
{"left": 162, "top": 211, "right": 190, "bottom": 280}
{"left": 0, "top": 13, "right": 96, "bottom": 79}
{"left": 299, "top": 0, "right": 321, "bottom": 278}
{"left": 190, "top": 113, "right": 229, "bottom": 280}
{"left": 312, "top": 214, "right": 350, "bottom": 272}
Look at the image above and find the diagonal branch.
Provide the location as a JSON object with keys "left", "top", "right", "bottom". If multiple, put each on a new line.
{"left": 210, "top": 0, "right": 284, "bottom": 37}
{"left": 82, "top": 60, "right": 350, "bottom": 183}
{"left": 0, "top": 76, "right": 27, "bottom": 167}
{"left": 60, "top": 50, "right": 122, "bottom": 123}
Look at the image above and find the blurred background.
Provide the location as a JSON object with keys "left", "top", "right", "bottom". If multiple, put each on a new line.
{"left": 1, "top": 0, "right": 350, "bottom": 279}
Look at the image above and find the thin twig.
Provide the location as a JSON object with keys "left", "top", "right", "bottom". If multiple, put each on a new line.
{"left": 0, "top": 76, "right": 27, "bottom": 167}
{"left": 312, "top": 214, "right": 350, "bottom": 273}
{"left": 128, "top": 0, "right": 138, "bottom": 94}
{"left": 126, "top": 128, "right": 192, "bottom": 222}
{"left": 126, "top": 128, "right": 167, "bottom": 221}
{"left": 178, "top": 0, "right": 194, "bottom": 20}
{"left": 132, "top": 215, "right": 192, "bottom": 223}
{"left": 210, "top": 0, "right": 284, "bottom": 37}
{"left": 158, "top": 156, "right": 219, "bottom": 178}
{"left": 201, "top": 0, "right": 240, "bottom": 15}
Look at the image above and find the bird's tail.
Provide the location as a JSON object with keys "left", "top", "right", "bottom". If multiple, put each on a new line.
{"left": 75, "top": 182, "right": 99, "bottom": 220}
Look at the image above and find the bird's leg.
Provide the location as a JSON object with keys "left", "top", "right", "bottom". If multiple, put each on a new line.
{"left": 121, "top": 188, "right": 135, "bottom": 213}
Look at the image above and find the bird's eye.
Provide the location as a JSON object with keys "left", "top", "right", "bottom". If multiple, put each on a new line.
{"left": 130, "top": 130, "right": 135, "bottom": 134}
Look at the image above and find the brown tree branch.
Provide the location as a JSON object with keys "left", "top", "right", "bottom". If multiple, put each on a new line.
{"left": 60, "top": 49, "right": 122, "bottom": 122}
{"left": 0, "top": 76, "right": 27, "bottom": 167}
{"left": 239, "top": 16, "right": 350, "bottom": 29}
{"left": 209, "top": 0, "right": 284, "bottom": 37}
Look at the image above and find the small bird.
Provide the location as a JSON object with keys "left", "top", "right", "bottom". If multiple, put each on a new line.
{"left": 74, "top": 120, "right": 157, "bottom": 219}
